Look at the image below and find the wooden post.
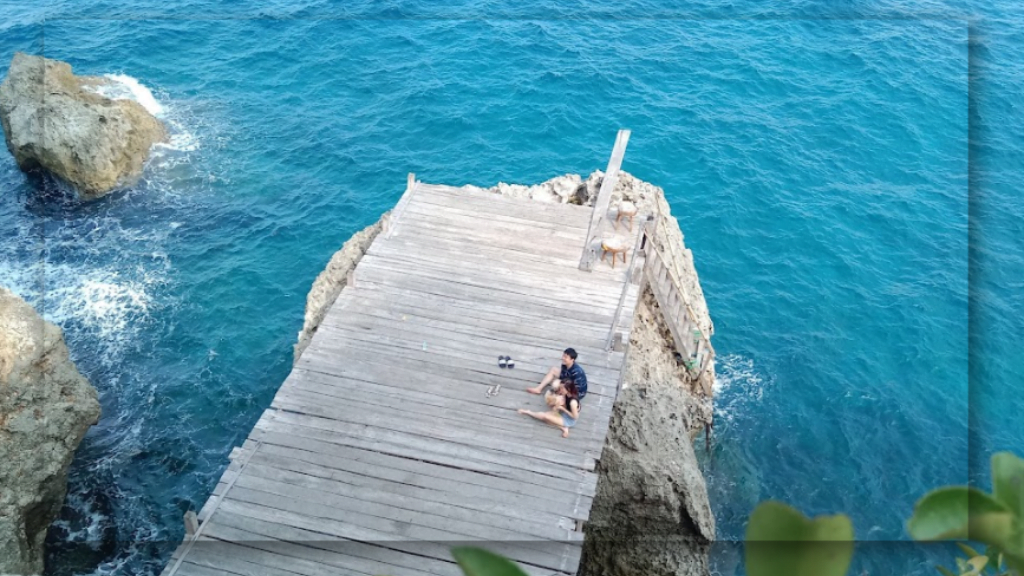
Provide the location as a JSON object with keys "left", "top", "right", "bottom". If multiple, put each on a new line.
{"left": 183, "top": 511, "right": 199, "bottom": 538}
{"left": 612, "top": 331, "right": 624, "bottom": 352}
{"left": 580, "top": 129, "right": 631, "bottom": 271}
{"left": 384, "top": 173, "right": 419, "bottom": 240}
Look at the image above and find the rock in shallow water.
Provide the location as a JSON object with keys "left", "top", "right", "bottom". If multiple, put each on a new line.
{"left": 0, "top": 287, "right": 100, "bottom": 575}
{"left": 0, "top": 52, "right": 167, "bottom": 199}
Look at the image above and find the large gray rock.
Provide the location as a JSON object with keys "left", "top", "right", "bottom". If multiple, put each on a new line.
{"left": 0, "top": 287, "right": 100, "bottom": 575}
{"left": 0, "top": 52, "right": 167, "bottom": 199}
{"left": 580, "top": 290, "right": 715, "bottom": 576}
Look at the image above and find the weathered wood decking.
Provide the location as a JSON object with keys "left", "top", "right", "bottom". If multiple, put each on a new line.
{"left": 162, "top": 180, "right": 644, "bottom": 576}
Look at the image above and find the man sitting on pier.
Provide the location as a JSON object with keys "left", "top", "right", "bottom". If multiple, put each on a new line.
{"left": 527, "top": 347, "right": 588, "bottom": 399}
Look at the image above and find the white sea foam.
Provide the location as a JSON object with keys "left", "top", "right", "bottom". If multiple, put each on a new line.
{"left": 95, "top": 73, "right": 164, "bottom": 117}
{"left": 712, "top": 354, "right": 768, "bottom": 424}
{"left": 88, "top": 73, "right": 202, "bottom": 155}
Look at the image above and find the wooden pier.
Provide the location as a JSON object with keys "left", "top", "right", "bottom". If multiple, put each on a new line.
{"left": 162, "top": 135, "right": 651, "bottom": 576}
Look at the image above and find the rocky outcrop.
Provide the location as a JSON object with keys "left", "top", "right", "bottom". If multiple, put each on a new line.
{"left": 294, "top": 213, "right": 390, "bottom": 363}
{"left": 0, "top": 52, "right": 167, "bottom": 199}
{"left": 579, "top": 290, "right": 715, "bottom": 576}
{"left": 295, "top": 171, "right": 716, "bottom": 575}
{"left": 0, "top": 287, "right": 101, "bottom": 575}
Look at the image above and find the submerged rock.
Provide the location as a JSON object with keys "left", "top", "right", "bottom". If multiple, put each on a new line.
{"left": 0, "top": 287, "right": 100, "bottom": 575}
{"left": 0, "top": 52, "right": 167, "bottom": 199}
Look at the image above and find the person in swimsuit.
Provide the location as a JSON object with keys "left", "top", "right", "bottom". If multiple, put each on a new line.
{"left": 519, "top": 380, "right": 581, "bottom": 438}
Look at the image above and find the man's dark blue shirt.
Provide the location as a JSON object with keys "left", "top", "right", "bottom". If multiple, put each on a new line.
{"left": 560, "top": 363, "right": 587, "bottom": 399}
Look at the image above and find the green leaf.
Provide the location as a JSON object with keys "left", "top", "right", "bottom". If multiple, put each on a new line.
{"left": 992, "top": 453, "right": 1024, "bottom": 518}
{"left": 935, "top": 566, "right": 957, "bottom": 576}
{"left": 745, "top": 501, "right": 854, "bottom": 576}
{"left": 984, "top": 546, "right": 1003, "bottom": 572}
{"left": 958, "top": 543, "right": 983, "bottom": 559}
{"left": 451, "top": 547, "right": 529, "bottom": 576}
{"left": 965, "top": 555, "right": 989, "bottom": 575}
{"left": 1004, "top": 552, "right": 1024, "bottom": 576}
{"left": 908, "top": 487, "right": 1011, "bottom": 543}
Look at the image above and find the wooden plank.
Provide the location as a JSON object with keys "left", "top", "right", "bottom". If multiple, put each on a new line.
{"left": 354, "top": 259, "right": 623, "bottom": 313}
{"left": 208, "top": 504, "right": 579, "bottom": 575}
{"left": 258, "top": 427, "right": 597, "bottom": 496}
{"left": 254, "top": 432, "right": 597, "bottom": 504}
{"left": 268, "top": 393, "right": 599, "bottom": 467}
{"left": 202, "top": 512, "right": 465, "bottom": 576}
{"left": 277, "top": 365, "right": 615, "bottom": 435}
{"left": 296, "top": 330, "right": 622, "bottom": 394}
{"left": 321, "top": 305, "right": 613, "bottom": 359}
{"left": 394, "top": 205, "right": 587, "bottom": 244}
{"left": 366, "top": 239, "right": 628, "bottom": 294}
{"left": 185, "top": 540, "right": 355, "bottom": 576}
{"left": 213, "top": 494, "right": 578, "bottom": 571}
{"left": 270, "top": 385, "right": 611, "bottom": 451}
{"left": 174, "top": 560, "right": 255, "bottom": 576}
{"left": 300, "top": 326, "right": 621, "bottom": 396}
{"left": 351, "top": 265, "right": 620, "bottom": 316}
{"left": 334, "top": 288, "right": 616, "bottom": 343}
{"left": 261, "top": 412, "right": 595, "bottom": 483}
{"left": 383, "top": 221, "right": 585, "bottom": 261}
{"left": 401, "top": 200, "right": 589, "bottom": 232}
{"left": 368, "top": 234, "right": 628, "bottom": 282}
{"left": 392, "top": 221, "right": 584, "bottom": 255}
{"left": 277, "top": 367, "right": 614, "bottom": 437}
{"left": 580, "top": 129, "right": 631, "bottom": 270}
{"left": 229, "top": 461, "right": 583, "bottom": 541}
{"left": 270, "top": 389, "right": 609, "bottom": 457}
{"left": 383, "top": 175, "right": 418, "bottom": 239}
{"left": 183, "top": 544, "right": 307, "bottom": 576}
{"left": 394, "top": 205, "right": 588, "bottom": 246}
{"left": 339, "top": 277, "right": 617, "bottom": 327}
{"left": 307, "top": 312, "right": 623, "bottom": 371}
{"left": 414, "top": 183, "right": 590, "bottom": 220}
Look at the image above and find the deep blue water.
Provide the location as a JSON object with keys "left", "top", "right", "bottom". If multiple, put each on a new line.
{"left": 0, "top": 2, "right": 1018, "bottom": 575}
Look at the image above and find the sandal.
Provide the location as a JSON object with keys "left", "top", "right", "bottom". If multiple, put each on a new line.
{"left": 505, "top": 357, "right": 515, "bottom": 369}
{"left": 498, "top": 356, "right": 508, "bottom": 368}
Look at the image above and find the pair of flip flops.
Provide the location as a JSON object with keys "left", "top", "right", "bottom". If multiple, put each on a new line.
{"left": 486, "top": 384, "right": 502, "bottom": 397}
{"left": 498, "top": 356, "right": 515, "bottom": 369}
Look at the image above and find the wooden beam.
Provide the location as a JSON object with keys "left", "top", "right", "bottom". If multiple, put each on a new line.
{"left": 383, "top": 173, "right": 419, "bottom": 240}
{"left": 580, "top": 129, "right": 631, "bottom": 271}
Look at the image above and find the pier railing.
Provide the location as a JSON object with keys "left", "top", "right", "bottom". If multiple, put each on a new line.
{"left": 607, "top": 214, "right": 715, "bottom": 387}
{"left": 643, "top": 231, "right": 715, "bottom": 378}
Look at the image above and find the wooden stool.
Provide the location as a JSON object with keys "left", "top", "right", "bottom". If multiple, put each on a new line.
{"left": 615, "top": 201, "right": 638, "bottom": 231}
{"left": 601, "top": 235, "right": 629, "bottom": 269}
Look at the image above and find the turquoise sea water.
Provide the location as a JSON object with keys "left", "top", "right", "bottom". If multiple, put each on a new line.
{"left": 0, "top": 2, "right": 1019, "bottom": 575}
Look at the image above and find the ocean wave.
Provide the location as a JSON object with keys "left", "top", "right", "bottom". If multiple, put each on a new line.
{"left": 711, "top": 354, "right": 770, "bottom": 425}
{"left": 86, "top": 73, "right": 201, "bottom": 156}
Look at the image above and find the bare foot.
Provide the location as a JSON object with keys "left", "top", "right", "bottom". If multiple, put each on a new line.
{"left": 517, "top": 409, "right": 530, "bottom": 415}
{"left": 526, "top": 386, "right": 543, "bottom": 394}
{"left": 561, "top": 427, "right": 570, "bottom": 438}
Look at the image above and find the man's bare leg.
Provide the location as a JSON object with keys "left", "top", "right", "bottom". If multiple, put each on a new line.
{"left": 527, "top": 365, "right": 560, "bottom": 394}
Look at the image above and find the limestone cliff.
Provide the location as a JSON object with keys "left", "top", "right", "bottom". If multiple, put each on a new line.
{"left": 0, "top": 52, "right": 167, "bottom": 198}
{"left": 0, "top": 287, "right": 101, "bottom": 575}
